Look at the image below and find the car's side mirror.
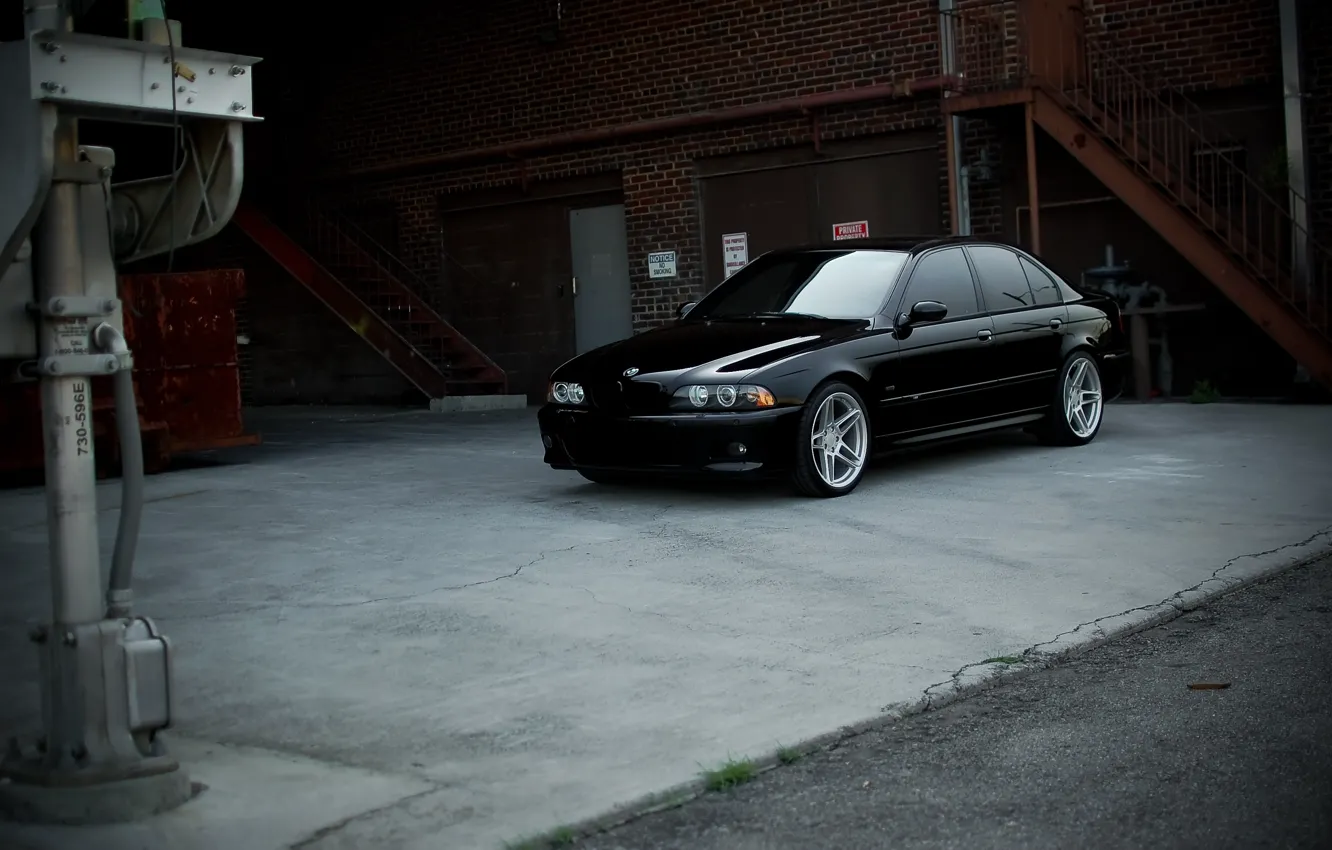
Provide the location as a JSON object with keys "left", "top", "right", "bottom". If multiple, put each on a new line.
{"left": 897, "top": 300, "right": 948, "bottom": 328}
{"left": 677, "top": 301, "right": 697, "bottom": 318}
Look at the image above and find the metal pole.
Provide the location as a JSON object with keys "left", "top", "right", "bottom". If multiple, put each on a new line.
{"left": 36, "top": 116, "right": 105, "bottom": 629}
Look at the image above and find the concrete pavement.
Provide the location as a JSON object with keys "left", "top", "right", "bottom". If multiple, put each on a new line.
{"left": 575, "top": 554, "right": 1332, "bottom": 850}
{"left": 1, "top": 402, "right": 1330, "bottom": 849}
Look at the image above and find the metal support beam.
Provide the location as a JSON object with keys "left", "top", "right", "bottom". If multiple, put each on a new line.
{"left": 0, "top": 2, "right": 259, "bottom": 824}
{"left": 1025, "top": 100, "right": 1042, "bottom": 255}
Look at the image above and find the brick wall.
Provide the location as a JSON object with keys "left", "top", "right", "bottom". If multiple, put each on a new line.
{"left": 1085, "top": 0, "right": 1280, "bottom": 91}
{"left": 301, "top": 0, "right": 950, "bottom": 331}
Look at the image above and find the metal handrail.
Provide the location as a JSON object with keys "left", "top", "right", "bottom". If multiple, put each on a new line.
{"left": 941, "top": 3, "right": 1328, "bottom": 335}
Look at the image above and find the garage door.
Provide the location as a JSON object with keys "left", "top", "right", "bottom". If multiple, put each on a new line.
{"left": 439, "top": 200, "right": 574, "bottom": 402}
{"left": 698, "top": 133, "right": 942, "bottom": 290}
{"left": 437, "top": 176, "right": 627, "bottom": 402}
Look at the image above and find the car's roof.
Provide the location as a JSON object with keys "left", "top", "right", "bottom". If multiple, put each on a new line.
{"left": 764, "top": 235, "right": 1023, "bottom": 256}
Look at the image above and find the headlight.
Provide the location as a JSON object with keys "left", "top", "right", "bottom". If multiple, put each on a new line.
{"left": 671, "top": 384, "right": 776, "bottom": 411}
{"left": 548, "top": 381, "right": 587, "bottom": 405}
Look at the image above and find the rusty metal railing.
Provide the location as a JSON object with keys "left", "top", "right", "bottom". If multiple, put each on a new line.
{"left": 288, "top": 200, "right": 507, "bottom": 384}
{"left": 942, "top": 1, "right": 1329, "bottom": 339}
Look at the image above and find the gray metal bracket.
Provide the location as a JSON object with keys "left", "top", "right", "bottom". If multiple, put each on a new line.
{"left": 30, "top": 295, "right": 120, "bottom": 318}
{"left": 34, "top": 353, "right": 123, "bottom": 377}
{"left": 111, "top": 120, "right": 246, "bottom": 263}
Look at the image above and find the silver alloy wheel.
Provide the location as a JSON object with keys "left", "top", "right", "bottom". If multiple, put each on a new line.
{"left": 809, "top": 391, "right": 869, "bottom": 489}
{"left": 1064, "top": 356, "right": 1103, "bottom": 438}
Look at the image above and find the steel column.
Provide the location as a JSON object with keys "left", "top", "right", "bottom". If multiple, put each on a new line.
{"left": 36, "top": 117, "right": 104, "bottom": 629}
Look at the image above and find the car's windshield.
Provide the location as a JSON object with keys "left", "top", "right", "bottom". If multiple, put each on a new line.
{"left": 685, "top": 250, "right": 909, "bottom": 321}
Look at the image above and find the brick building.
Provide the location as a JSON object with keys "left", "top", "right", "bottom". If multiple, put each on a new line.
{"left": 120, "top": 0, "right": 1326, "bottom": 405}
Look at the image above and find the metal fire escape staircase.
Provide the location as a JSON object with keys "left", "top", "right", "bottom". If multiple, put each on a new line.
{"left": 231, "top": 202, "right": 508, "bottom": 400}
{"left": 942, "top": 1, "right": 1332, "bottom": 388}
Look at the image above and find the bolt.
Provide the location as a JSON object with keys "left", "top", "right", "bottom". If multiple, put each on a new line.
{"left": 50, "top": 298, "right": 65, "bottom": 314}
{"left": 40, "top": 80, "right": 59, "bottom": 92}
{"left": 230, "top": 101, "right": 246, "bottom": 112}
{"left": 41, "top": 41, "right": 59, "bottom": 53}
{"left": 99, "top": 166, "right": 112, "bottom": 181}
{"left": 28, "top": 625, "right": 47, "bottom": 644}
{"left": 102, "top": 298, "right": 118, "bottom": 313}
{"left": 177, "top": 85, "right": 185, "bottom": 93}
{"left": 208, "top": 67, "right": 216, "bottom": 75}
{"left": 104, "top": 358, "right": 118, "bottom": 373}
{"left": 45, "top": 359, "right": 61, "bottom": 375}
{"left": 59, "top": 55, "right": 67, "bottom": 63}
{"left": 62, "top": 631, "right": 76, "bottom": 647}
{"left": 187, "top": 96, "right": 195, "bottom": 104}
{"left": 151, "top": 82, "right": 160, "bottom": 90}
{"left": 60, "top": 86, "right": 66, "bottom": 94}
{"left": 229, "top": 65, "right": 245, "bottom": 76}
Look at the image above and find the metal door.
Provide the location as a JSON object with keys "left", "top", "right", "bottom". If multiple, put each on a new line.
{"left": 966, "top": 244, "right": 1066, "bottom": 413}
{"left": 875, "top": 247, "right": 1002, "bottom": 436}
{"left": 569, "top": 204, "right": 634, "bottom": 355}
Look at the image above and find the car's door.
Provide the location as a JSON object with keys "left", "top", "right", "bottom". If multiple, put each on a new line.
{"left": 965, "top": 245, "right": 1069, "bottom": 414}
{"left": 874, "top": 246, "right": 1000, "bottom": 437}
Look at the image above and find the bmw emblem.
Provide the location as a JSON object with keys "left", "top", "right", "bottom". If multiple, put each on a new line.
{"left": 623, "top": 367, "right": 640, "bottom": 377}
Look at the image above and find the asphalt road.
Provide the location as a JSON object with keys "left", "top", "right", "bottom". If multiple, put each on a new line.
{"left": 577, "top": 556, "right": 1332, "bottom": 850}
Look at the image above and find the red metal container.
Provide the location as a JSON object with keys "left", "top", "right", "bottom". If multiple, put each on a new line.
{"left": 0, "top": 268, "right": 260, "bottom": 484}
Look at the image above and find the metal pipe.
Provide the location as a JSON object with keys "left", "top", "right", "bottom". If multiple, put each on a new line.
{"left": 1277, "top": 0, "right": 1310, "bottom": 298}
{"left": 94, "top": 323, "right": 142, "bottom": 619}
{"left": 36, "top": 117, "right": 105, "bottom": 627}
{"left": 332, "top": 75, "right": 957, "bottom": 181}
{"left": 939, "top": 0, "right": 970, "bottom": 235}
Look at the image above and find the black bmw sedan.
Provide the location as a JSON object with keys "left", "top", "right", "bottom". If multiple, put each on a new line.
{"left": 538, "top": 236, "right": 1130, "bottom": 498}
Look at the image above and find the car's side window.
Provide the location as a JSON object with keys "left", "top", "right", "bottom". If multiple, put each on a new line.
{"left": 901, "top": 248, "right": 980, "bottom": 320}
{"left": 1019, "top": 256, "right": 1064, "bottom": 306}
{"left": 968, "top": 246, "right": 1038, "bottom": 312}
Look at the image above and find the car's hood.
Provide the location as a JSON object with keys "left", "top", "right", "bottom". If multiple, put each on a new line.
{"left": 561, "top": 316, "right": 869, "bottom": 383}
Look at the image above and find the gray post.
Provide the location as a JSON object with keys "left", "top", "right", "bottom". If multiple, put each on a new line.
{"left": 36, "top": 117, "right": 105, "bottom": 635}
{"left": 0, "top": 2, "right": 192, "bottom": 824}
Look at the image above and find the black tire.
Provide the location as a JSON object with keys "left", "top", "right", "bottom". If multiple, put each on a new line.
{"left": 578, "top": 469, "right": 635, "bottom": 486}
{"left": 1034, "top": 350, "right": 1105, "bottom": 447}
{"left": 791, "top": 380, "right": 872, "bottom": 498}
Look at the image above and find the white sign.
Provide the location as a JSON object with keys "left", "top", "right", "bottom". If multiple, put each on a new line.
{"left": 647, "top": 250, "right": 677, "bottom": 279}
{"left": 722, "top": 232, "right": 749, "bottom": 278}
{"left": 832, "top": 220, "right": 870, "bottom": 241}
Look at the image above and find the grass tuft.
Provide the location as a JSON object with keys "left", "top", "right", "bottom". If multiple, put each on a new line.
{"left": 702, "top": 758, "right": 757, "bottom": 791}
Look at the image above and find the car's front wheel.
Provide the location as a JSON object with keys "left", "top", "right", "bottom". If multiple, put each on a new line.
{"left": 1035, "top": 350, "right": 1105, "bottom": 446}
{"left": 792, "top": 381, "right": 871, "bottom": 498}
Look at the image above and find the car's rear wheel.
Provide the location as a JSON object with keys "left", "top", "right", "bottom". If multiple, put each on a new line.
{"left": 578, "top": 469, "right": 634, "bottom": 486}
{"left": 792, "top": 381, "right": 871, "bottom": 498}
{"left": 1035, "top": 351, "right": 1104, "bottom": 446}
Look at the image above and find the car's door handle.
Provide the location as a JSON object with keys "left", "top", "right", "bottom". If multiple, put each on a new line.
{"left": 1050, "top": 318, "right": 1062, "bottom": 330}
{"left": 977, "top": 329, "right": 993, "bottom": 341}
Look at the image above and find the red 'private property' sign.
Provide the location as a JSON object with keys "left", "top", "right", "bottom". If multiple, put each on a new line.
{"left": 832, "top": 220, "right": 869, "bottom": 241}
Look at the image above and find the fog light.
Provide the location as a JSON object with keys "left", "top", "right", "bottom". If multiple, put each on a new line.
{"left": 728, "top": 441, "right": 748, "bottom": 457}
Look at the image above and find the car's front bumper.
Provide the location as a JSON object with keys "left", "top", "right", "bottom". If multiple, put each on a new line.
{"left": 538, "top": 405, "right": 804, "bottom": 476}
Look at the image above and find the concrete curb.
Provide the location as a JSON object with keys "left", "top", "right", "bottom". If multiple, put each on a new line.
{"left": 508, "top": 530, "right": 1332, "bottom": 849}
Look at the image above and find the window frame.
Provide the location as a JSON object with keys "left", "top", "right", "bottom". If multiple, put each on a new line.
{"left": 963, "top": 244, "right": 1048, "bottom": 315}
{"left": 885, "top": 246, "right": 986, "bottom": 325}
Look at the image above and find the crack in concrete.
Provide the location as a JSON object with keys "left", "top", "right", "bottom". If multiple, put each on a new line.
{"left": 159, "top": 545, "right": 581, "bottom": 622}
{"left": 919, "top": 524, "right": 1332, "bottom": 709}
{"left": 289, "top": 785, "right": 445, "bottom": 850}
